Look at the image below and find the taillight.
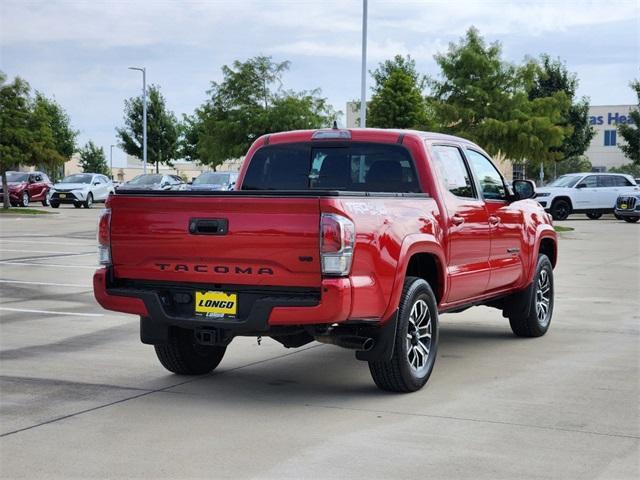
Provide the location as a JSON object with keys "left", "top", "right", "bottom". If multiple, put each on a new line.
{"left": 97, "top": 208, "right": 111, "bottom": 265}
{"left": 320, "top": 213, "right": 355, "bottom": 276}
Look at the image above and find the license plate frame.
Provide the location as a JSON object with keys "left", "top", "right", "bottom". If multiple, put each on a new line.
{"left": 194, "top": 291, "right": 237, "bottom": 318}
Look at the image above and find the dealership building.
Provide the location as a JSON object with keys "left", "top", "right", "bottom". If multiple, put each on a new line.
{"left": 584, "top": 105, "right": 635, "bottom": 172}
{"left": 346, "top": 102, "right": 635, "bottom": 179}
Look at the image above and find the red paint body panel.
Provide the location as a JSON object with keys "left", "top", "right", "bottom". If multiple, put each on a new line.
{"left": 96, "top": 128, "right": 557, "bottom": 330}
{"left": 108, "top": 195, "right": 321, "bottom": 288}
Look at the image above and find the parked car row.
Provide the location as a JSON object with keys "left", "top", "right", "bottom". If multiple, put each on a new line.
{"left": 2, "top": 171, "right": 241, "bottom": 209}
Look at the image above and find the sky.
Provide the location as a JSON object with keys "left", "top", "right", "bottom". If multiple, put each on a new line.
{"left": 1, "top": 0, "right": 639, "bottom": 168}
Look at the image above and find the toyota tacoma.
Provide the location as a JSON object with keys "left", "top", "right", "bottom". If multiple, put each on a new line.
{"left": 94, "top": 128, "right": 557, "bottom": 392}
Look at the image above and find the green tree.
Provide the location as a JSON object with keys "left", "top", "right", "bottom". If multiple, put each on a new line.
{"left": 177, "top": 113, "right": 201, "bottom": 163}
{"left": 116, "top": 84, "right": 179, "bottom": 173}
{"left": 617, "top": 80, "right": 639, "bottom": 164}
{"left": 428, "top": 28, "right": 569, "bottom": 170}
{"left": 368, "top": 55, "right": 432, "bottom": 129}
{"left": 528, "top": 55, "right": 595, "bottom": 178}
{"left": 609, "top": 163, "right": 640, "bottom": 177}
{"left": 197, "top": 56, "right": 337, "bottom": 170}
{"left": 33, "top": 93, "right": 77, "bottom": 179}
{"left": 78, "top": 141, "right": 110, "bottom": 175}
{"left": 0, "top": 73, "right": 75, "bottom": 208}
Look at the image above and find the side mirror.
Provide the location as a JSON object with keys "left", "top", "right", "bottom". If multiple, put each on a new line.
{"left": 576, "top": 183, "right": 586, "bottom": 189}
{"left": 93, "top": 181, "right": 100, "bottom": 185}
{"left": 512, "top": 179, "right": 536, "bottom": 200}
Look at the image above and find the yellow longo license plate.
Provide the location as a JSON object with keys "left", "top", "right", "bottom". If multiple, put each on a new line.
{"left": 621, "top": 204, "right": 628, "bottom": 209}
{"left": 59, "top": 194, "right": 66, "bottom": 198}
{"left": 195, "top": 291, "right": 237, "bottom": 317}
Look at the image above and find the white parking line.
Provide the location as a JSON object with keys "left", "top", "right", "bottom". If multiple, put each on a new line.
{"left": 0, "top": 307, "right": 103, "bottom": 317}
{"left": 0, "top": 240, "right": 94, "bottom": 246}
{"left": 0, "top": 280, "right": 91, "bottom": 288}
{"left": 0, "top": 248, "right": 92, "bottom": 255}
{"left": 0, "top": 261, "right": 96, "bottom": 269}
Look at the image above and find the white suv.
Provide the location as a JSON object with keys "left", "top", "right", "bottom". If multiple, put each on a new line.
{"left": 536, "top": 173, "right": 639, "bottom": 220}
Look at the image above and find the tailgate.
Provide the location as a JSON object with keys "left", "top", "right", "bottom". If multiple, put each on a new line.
{"left": 109, "top": 195, "right": 321, "bottom": 287}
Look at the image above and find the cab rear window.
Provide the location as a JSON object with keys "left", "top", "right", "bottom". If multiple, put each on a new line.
{"left": 242, "top": 143, "right": 421, "bottom": 192}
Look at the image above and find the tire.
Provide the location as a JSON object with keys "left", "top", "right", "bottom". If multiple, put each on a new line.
{"left": 20, "top": 192, "right": 29, "bottom": 207}
{"left": 586, "top": 212, "right": 602, "bottom": 220}
{"left": 551, "top": 199, "right": 571, "bottom": 221}
{"left": 83, "top": 193, "right": 93, "bottom": 208}
{"left": 508, "top": 255, "right": 554, "bottom": 337}
{"left": 73, "top": 202, "right": 81, "bottom": 208}
{"left": 154, "top": 328, "right": 226, "bottom": 375}
{"left": 623, "top": 217, "right": 639, "bottom": 223}
{"left": 368, "top": 277, "right": 439, "bottom": 393}
{"left": 50, "top": 201, "right": 60, "bottom": 208}
{"left": 614, "top": 213, "right": 623, "bottom": 220}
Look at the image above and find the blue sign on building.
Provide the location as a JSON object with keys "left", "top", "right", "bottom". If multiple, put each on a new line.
{"left": 589, "top": 112, "right": 635, "bottom": 125}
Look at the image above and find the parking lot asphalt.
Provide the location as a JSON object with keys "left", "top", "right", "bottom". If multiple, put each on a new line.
{"left": 0, "top": 206, "right": 638, "bottom": 479}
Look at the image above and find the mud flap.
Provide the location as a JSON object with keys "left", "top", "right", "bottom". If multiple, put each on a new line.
{"left": 502, "top": 280, "right": 535, "bottom": 319}
{"left": 355, "top": 313, "right": 398, "bottom": 362}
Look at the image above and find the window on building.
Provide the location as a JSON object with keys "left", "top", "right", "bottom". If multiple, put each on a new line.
{"left": 512, "top": 164, "right": 525, "bottom": 181}
{"left": 604, "top": 130, "right": 617, "bottom": 146}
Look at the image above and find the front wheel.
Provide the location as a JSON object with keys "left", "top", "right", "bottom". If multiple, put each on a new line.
{"left": 154, "top": 328, "right": 226, "bottom": 375}
{"left": 20, "top": 192, "right": 29, "bottom": 207}
{"left": 623, "top": 216, "right": 639, "bottom": 223}
{"left": 83, "top": 193, "right": 93, "bottom": 208}
{"left": 369, "top": 277, "right": 439, "bottom": 393}
{"left": 508, "top": 254, "right": 554, "bottom": 337}
{"left": 586, "top": 212, "right": 602, "bottom": 220}
{"left": 551, "top": 199, "right": 571, "bottom": 221}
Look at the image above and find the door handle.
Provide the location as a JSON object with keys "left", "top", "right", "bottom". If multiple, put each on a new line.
{"left": 189, "top": 218, "right": 228, "bottom": 235}
{"left": 488, "top": 216, "right": 501, "bottom": 226}
{"left": 451, "top": 215, "right": 465, "bottom": 226}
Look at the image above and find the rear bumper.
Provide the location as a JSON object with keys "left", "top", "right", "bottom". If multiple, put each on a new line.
{"left": 93, "top": 268, "right": 352, "bottom": 335}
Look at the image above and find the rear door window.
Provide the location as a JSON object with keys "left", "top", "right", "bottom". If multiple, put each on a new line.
{"left": 242, "top": 143, "right": 421, "bottom": 192}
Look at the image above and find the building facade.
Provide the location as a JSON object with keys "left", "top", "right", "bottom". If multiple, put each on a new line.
{"left": 585, "top": 105, "right": 634, "bottom": 171}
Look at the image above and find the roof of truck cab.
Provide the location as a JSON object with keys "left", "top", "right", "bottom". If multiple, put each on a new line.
{"left": 261, "top": 128, "right": 479, "bottom": 147}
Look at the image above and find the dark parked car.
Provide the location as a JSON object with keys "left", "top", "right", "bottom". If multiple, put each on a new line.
{"left": 189, "top": 171, "right": 239, "bottom": 191}
{"left": 119, "top": 174, "right": 185, "bottom": 191}
{"left": 614, "top": 193, "right": 640, "bottom": 223}
{"left": 0, "top": 171, "right": 53, "bottom": 207}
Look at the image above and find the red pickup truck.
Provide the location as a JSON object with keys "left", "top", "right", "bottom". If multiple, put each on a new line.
{"left": 94, "top": 128, "right": 557, "bottom": 392}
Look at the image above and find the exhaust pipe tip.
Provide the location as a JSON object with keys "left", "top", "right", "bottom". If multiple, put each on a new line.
{"left": 316, "top": 335, "right": 374, "bottom": 352}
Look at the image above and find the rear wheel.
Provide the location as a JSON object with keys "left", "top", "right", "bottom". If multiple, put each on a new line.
{"left": 623, "top": 217, "right": 639, "bottom": 223}
{"left": 551, "top": 199, "right": 571, "bottom": 221}
{"left": 586, "top": 212, "right": 602, "bottom": 220}
{"left": 20, "top": 192, "right": 29, "bottom": 207}
{"left": 155, "top": 328, "right": 226, "bottom": 375}
{"left": 508, "top": 254, "right": 554, "bottom": 337}
{"left": 368, "top": 277, "right": 438, "bottom": 393}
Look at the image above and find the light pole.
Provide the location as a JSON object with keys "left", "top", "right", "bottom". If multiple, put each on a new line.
{"left": 359, "top": 0, "right": 368, "bottom": 128}
{"left": 128, "top": 66, "right": 147, "bottom": 173}
{"left": 109, "top": 144, "right": 115, "bottom": 180}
